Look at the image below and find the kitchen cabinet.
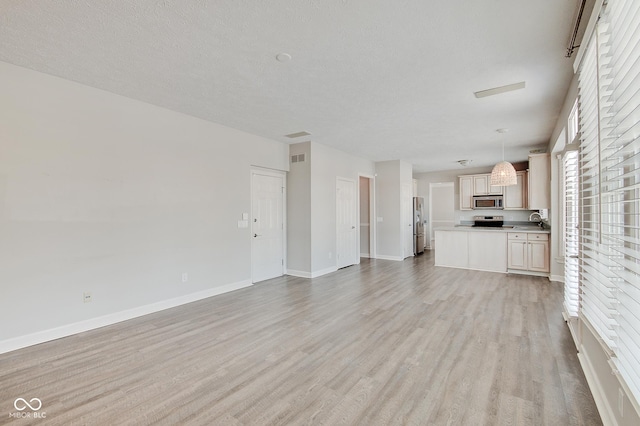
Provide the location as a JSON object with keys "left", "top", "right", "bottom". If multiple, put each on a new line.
{"left": 473, "top": 174, "right": 503, "bottom": 196}
{"left": 507, "top": 232, "right": 549, "bottom": 275}
{"left": 528, "top": 153, "right": 550, "bottom": 209}
{"left": 459, "top": 173, "right": 502, "bottom": 210}
{"left": 503, "top": 170, "right": 528, "bottom": 210}
{"left": 435, "top": 230, "right": 468, "bottom": 268}
{"left": 468, "top": 231, "right": 507, "bottom": 272}
{"left": 435, "top": 229, "right": 506, "bottom": 273}
{"left": 459, "top": 176, "right": 473, "bottom": 210}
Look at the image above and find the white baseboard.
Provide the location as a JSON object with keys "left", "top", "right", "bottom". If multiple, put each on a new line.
{"left": 550, "top": 274, "right": 564, "bottom": 283}
{"left": 0, "top": 280, "right": 252, "bottom": 355}
{"left": 287, "top": 266, "right": 338, "bottom": 278}
{"left": 375, "top": 255, "right": 404, "bottom": 261}
{"left": 360, "top": 253, "right": 370, "bottom": 258}
{"left": 311, "top": 266, "right": 338, "bottom": 278}
{"left": 286, "top": 269, "right": 312, "bottom": 278}
{"left": 578, "top": 347, "right": 617, "bottom": 426}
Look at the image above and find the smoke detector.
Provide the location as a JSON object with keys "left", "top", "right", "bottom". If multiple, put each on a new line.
{"left": 458, "top": 160, "right": 472, "bottom": 167}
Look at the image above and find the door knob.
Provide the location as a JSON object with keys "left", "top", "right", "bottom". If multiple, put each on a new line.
{"left": 352, "top": 226, "right": 355, "bottom": 229}
{"left": 254, "top": 234, "right": 262, "bottom": 237}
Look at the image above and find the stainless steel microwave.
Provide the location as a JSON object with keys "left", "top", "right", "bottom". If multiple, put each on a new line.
{"left": 472, "top": 195, "right": 504, "bottom": 210}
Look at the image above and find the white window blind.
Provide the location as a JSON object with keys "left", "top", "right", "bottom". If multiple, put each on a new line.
{"left": 577, "top": 0, "right": 640, "bottom": 405}
{"left": 598, "top": 0, "right": 640, "bottom": 403}
{"left": 564, "top": 150, "right": 580, "bottom": 317}
{"left": 579, "top": 29, "right": 619, "bottom": 350}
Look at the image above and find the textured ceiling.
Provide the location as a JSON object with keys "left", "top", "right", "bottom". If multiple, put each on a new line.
{"left": 0, "top": 0, "right": 579, "bottom": 172}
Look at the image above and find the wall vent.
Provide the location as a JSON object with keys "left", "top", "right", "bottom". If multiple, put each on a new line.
{"left": 291, "top": 154, "right": 306, "bottom": 163}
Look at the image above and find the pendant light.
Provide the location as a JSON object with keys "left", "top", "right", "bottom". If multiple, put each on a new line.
{"left": 490, "top": 129, "right": 517, "bottom": 186}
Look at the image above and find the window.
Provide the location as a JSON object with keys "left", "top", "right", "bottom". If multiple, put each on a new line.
{"left": 563, "top": 150, "right": 579, "bottom": 317}
{"left": 577, "top": 0, "right": 640, "bottom": 405}
{"left": 568, "top": 99, "right": 579, "bottom": 144}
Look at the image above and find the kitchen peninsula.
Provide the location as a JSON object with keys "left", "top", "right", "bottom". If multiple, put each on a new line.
{"left": 434, "top": 225, "right": 550, "bottom": 277}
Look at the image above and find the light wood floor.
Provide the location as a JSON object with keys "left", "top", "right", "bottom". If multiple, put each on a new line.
{"left": 1, "top": 252, "right": 601, "bottom": 425}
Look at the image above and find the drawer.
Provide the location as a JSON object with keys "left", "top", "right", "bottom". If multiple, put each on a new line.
{"left": 508, "top": 233, "right": 528, "bottom": 240}
{"left": 527, "top": 233, "right": 549, "bottom": 241}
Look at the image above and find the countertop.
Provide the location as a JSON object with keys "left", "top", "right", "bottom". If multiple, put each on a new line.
{"left": 436, "top": 225, "right": 550, "bottom": 234}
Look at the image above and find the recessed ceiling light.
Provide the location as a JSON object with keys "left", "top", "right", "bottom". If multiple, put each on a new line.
{"left": 285, "top": 131, "right": 311, "bottom": 138}
{"left": 276, "top": 53, "right": 292, "bottom": 63}
{"left": 474, "top": 81, "right": 526, "bottom": 98}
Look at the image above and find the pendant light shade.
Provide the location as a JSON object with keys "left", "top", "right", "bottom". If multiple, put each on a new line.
{"left": 490, "top": 161, "right": 517, "bottom": 186}
{"left": 490, "top": 128, "right": 517, "bottom": 186}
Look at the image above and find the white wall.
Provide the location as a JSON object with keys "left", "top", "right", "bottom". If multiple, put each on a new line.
{"left": 286, "top": 141, "right": 375, "bottom": 277}
{"left": 310, "top": 142, "right": 375, "bottom": 273}
{"left": 0, "top": 61, "right": 289, "bottom": 349}
{"left": 287, "top": 142, "right": 312, "bottom": 273}
{"left": 375, "top": 160, "right": 412, "bottom": 260}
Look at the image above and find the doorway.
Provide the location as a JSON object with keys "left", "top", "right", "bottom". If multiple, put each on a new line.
{"left": 251, "top": 169, "right": 285, "bottom": 283}
{"left": 428, "top": 182, "right": 455, "bottom": 249}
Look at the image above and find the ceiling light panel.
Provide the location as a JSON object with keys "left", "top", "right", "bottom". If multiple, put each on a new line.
{"left": 474, "top": 81, "right": 526, "bottom": 98}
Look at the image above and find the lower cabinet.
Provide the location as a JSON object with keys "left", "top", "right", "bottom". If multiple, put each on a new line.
{"left": 468, "top": 231, "right": 507, "bottom": 272}
{"left": 435, "top": 230, "right": 506, "bottom": 273}
{"left": 507, "top": 233, "right": 549, "bottom": 274}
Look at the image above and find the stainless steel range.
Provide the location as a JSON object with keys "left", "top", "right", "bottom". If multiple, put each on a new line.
{"left": 472, "top": 215, "right": 504, "bottom": 227}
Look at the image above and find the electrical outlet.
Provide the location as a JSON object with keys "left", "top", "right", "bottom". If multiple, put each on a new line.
{"left": 181, "top": 272, "right": 188, "bottom": 283}
{"left": 83, "top": 292, "right": 92, "bottom": 303}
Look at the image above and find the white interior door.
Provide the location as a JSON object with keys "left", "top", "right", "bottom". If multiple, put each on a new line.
{"left": 251, "top": 171, "right": 284, "bottom": 283}
{"left": 336, "top": 178, "right": 357, "bottom": 269}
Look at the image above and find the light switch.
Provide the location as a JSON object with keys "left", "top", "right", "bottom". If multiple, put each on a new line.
{"left": 238, "top": 220, "right": 249, "bottom": 228}
{"left": 377, "top": 217, "right": 383, "bottom": 222}
{"left": 242, "top": 213, "right": 249, "bottom": 220}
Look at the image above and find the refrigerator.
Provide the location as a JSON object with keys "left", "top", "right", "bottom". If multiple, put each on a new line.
{"left": 413, "top": 197, "right": 425, "bottom": 255}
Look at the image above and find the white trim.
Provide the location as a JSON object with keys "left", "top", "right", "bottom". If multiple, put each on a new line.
{"left": 550, "top": 274, "right": 564, "bottom": 283}
{"left": 578, "top": 348, "right": 617, "bottom": 426}
{"left": 358, "top": 173, "right": 376, "bottom": 260}
{"left": 286, "top": 266, "right": 338, "bottom": 278}
{"left": 375, "top": 254, "right": 404, "bottom": 261}
{"left": 286, "top": 269, "right": 312, "bottom": 278}
{"left": 563, "top": 311, "right": 580, "bottom": 348}
{"left": 506, "top": 269, "right": 548, "bottom": 278}
{"left": 310, "top": 266, "right": 338, "bottom": 278}
{"left": 0, "top": 280, "right": 252, "bottom": 355}
{"left": 360, "top": 253, "right": 370, "bottom": 258}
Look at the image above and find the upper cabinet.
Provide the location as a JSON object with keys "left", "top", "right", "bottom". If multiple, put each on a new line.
{"left": 528, "top": 153, "right": 550, "bottom": 210}
{"left": 460, "top": 170, "right": 528, "bottom": 211}
{"left": 460, "top": 176, "right": 473, "bottom": 210}
{"left": 472, "top": 174, "right": 503, "bottom": 195}
{"left": 503, "top": 170, "right": 528, "bottom": 210}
